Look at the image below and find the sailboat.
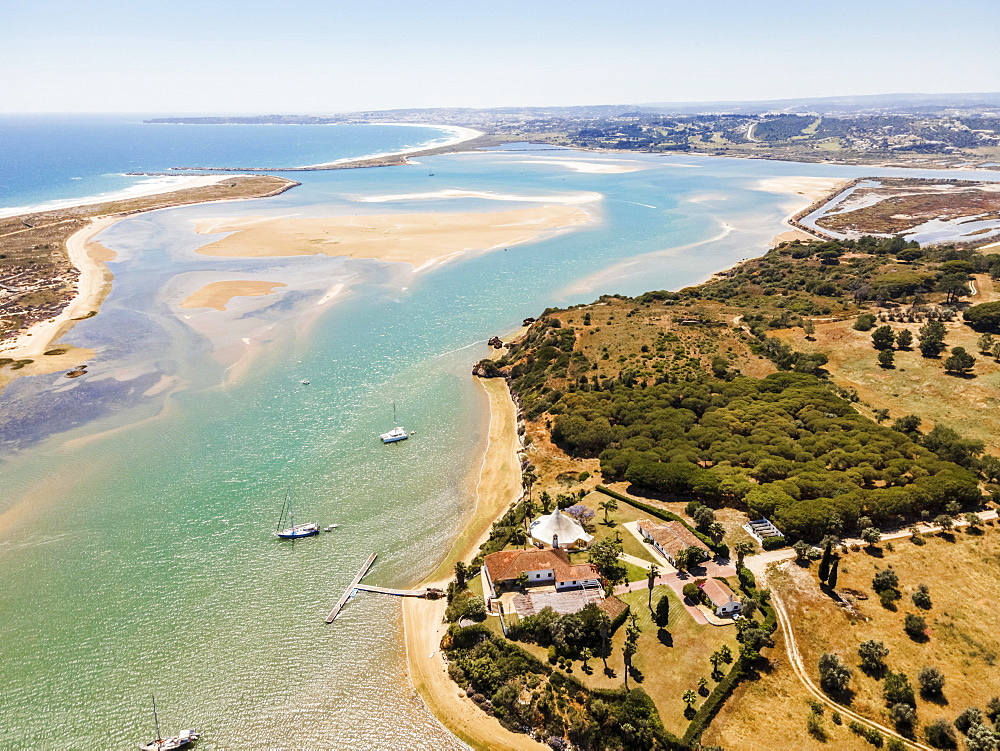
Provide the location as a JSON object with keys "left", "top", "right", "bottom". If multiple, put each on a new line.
{"left": 379, "top": 402, "right": 411, "bottom": 444}
{"left": 274, "top": 489, "right": 319, "bottom": 539}
{"left": 139, "top": 695, "right": 198, "bottom": 751}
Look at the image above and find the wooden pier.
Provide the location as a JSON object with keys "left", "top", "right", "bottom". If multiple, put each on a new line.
{"left": 325, "top": 552, "right": 378, "bottom": 623}
{"left": 354, "top": 584, "right": 429, "bottom": 597}
{"left": 325, "top": 553, "right": 443, "bottom": 623}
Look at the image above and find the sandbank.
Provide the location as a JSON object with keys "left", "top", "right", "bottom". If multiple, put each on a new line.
{"left": 403, "top": 376, "right": 543, "bottom": 750}
{"left": 758, "top": 176, "right": 849, "bottom": 205}
{"left": 770, "top": 228, "right": 818, "bottom": 246}
{"left": 513, "top": 158, "right": 643, "bottom": 174}
{"left": 193, "top": 206, "right": 595, "bottom": 269}
{"left": 179, "top": 280, "right": 288, "bottom": 311}
{"left": 354, "top": 189, "right": 602, "bottom": 205}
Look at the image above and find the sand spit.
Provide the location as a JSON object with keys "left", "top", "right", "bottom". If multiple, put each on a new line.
{"left": 354, "top": 189, "right": 602, "bottom": 205}
{"left": 179, "top": 280, "right": 288, "bottom": 311}
{"left": 0, "top": 176, "right": 232, "bottom": 220}
{"left": 513, "top": 158, "right": 643, "bottom": 174}
{"left": 192, "top": 206, "right": 595, "bottom": 269}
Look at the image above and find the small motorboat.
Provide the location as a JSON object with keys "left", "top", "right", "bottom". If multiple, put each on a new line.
{"left": 379, "top": 426, "right": 408, "bottom": 444}
{"left": 324, "top": 524, "right": 339, "bottom": 532}
{"left": 300, "top": 380, "right": 310, "bottom": 385}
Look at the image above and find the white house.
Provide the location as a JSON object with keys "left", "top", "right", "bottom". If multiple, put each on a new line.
{"left": 529, "top": 507, "right": 594, "bottom": 550}
{"left": 699, "top": 578, "right": 742, "bottom": 617}
{"left": 636, "top": 519, "right": 710, "bottom": 566}
{"left": 482, "top": 548, "right": 601, "bottom": 599}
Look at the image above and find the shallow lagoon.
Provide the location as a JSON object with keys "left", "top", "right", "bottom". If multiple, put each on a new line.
{"left": 2, "top": 148, "right": 999, "bottom": 747}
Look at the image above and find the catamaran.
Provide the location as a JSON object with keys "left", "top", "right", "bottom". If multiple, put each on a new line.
{"left": 274, "top": 489, "right": 319, "bottom": 539}
{"left": 139, "top": 696, "right": 198, "bottom": 751}
{"left": 380, "top": 402, "right": 411, "bottom": 444}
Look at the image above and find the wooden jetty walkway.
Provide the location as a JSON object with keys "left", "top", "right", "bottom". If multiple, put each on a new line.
{"left": 354, "top": 584, "right": 428, "bottom": 597}
{"left": 325, "top": 553, "right": 441, "bottom": 623}
{"left": 325, "top": 552, "right": 378, "bottom": 623}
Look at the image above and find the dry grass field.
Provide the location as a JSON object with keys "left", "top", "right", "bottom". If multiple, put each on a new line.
{"left": 775, "top": 275, "right": 1000, "bottom": 455}
{"left": 703, "top": 625, "right": 871, "bottom": 750}
{"left": 771, "top": 527, "right": 1000, "bottom": 739}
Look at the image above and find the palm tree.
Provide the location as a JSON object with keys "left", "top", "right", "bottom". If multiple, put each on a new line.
{"left": 682, "top": 689, "right": 697, "bottom": 711}
{"left": 512, "top": 527, "right": 527, "bottom": 549}
{"left": 646, "top": 563, "right": 660, "bottom": 611}
{"left": 599, "top": 497, "right": 618, "bottom": 525}
{"left": 733, "top": 540, "right": 755, "bottom": 570}
{"left": 522, "top": 468, "right": 537, "bottom": 503}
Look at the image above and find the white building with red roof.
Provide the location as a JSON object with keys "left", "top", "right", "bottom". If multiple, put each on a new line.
{"left": 482, "top": 548, "right": 601, "bottom": 600}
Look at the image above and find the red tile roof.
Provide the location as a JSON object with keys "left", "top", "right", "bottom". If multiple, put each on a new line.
{"left": 637, "top": 519, "right": 710, "bottom": 558}
{"left": 483, "top": 548, "right": 597, "bottom": 584}
{"left": 699, "top": 578, "right": 739, "bottom": 607}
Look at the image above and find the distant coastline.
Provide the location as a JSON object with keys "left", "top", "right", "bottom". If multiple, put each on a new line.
{"left": 133, "top": 122, "right": 489, "bottom": 173}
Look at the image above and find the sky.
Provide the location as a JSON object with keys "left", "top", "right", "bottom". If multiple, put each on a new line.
{"left": 1, "top": 0, "right": 998, "bottom": 113}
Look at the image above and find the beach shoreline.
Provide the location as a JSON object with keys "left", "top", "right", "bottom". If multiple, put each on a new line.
{"left": 0, "top": 176, "right": 299, "bottom": 385}
{"left": 402, "top": 374, "right": 544, "bottom": 750}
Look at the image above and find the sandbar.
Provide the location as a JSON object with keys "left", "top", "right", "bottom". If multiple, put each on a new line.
{"left": 514, "top": 158, "right": 643, "bottom": 174}
{"left": 758, "top": 176, "right": 849, "bottom": 204}
{"left": 193, "top": 206, "right": 595, "bottom": 269}
{"left": 179, "top": 280, "right": 288, "bottom": 311}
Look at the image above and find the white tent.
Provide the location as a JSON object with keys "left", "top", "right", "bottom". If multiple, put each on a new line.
{"left": 529, "top": 508, "right": 594, "bottom": 549}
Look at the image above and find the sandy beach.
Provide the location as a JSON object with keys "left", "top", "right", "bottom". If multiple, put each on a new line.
{"left": 193, "top": 206, "right": 595, "bottom": 269}
{"left": 179, "top": 280, "right": 288, "bottom": 311}
{"left": 759, "top": 176, "right": 851, "bottom": 244}
{"left": 402, "top": 376, "right": 543, "bottom": 750}
{"left": 0, "top": 216, "right": 117, "bottom": 360}
{"left": 306, "top": 123, "right": 483, "bottom": 168}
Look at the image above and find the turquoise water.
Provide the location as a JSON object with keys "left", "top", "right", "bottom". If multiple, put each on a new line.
{"left": 3, "top": 144, "right": 1000, "bottom": 748}
{"left": 0, "top": 115, "right": 455, "bottom": 212}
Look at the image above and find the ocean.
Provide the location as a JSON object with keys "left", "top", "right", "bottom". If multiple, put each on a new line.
{"left": 2, "top": 118, "right": 999, "bottom": 748}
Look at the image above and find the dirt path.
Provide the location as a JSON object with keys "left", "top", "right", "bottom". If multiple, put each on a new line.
{"left": 767, "top": 565, "right": 934, "bottom": 751}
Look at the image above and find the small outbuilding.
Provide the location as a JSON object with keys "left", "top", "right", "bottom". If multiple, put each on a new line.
{"left": 636, "top": 519, "right": 710, "bottom": 566}
{"left": 699, "top": 578, "right": 742, "bottom": 617}
{"left": 529, "top": 507, "right": 594, "bottom": 550}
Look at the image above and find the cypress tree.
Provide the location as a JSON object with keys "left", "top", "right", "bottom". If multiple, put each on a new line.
{"left": 818, "top": 540, "right": 833, "bottom": 582}
{"left": 827, "top": 556, "right": 839, "bottom": 589}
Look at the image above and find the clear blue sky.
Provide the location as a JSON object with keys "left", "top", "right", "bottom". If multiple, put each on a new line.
{"left": 2, "top": 0, "right": 997, "bottom": 113}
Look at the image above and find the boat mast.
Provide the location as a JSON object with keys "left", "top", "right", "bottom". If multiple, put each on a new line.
{"left": 287, "top": 488, "right": 294, "bottom": 530}
{"left": 151, "top": 694, "right": 162, "bottom": 742}
{"left": 276, "top": 491, "right": 289, "bottom": 532}
{"left": 393, "top": 401, "right": 397, "bottom": 424}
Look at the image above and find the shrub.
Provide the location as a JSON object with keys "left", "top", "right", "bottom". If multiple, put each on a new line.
{"left": 873, "top": 567, "right": 899, "bottom": 592}
{"left": 924, "top": 718, "right": 957, "bottom": 748}
{"left": 912, "top": 584, "right": 932, "bottom": 610}
{"left": 761, "top": 535, "right": 787, "bottom": 551}
{"left": 890, "top": 702, "right": 917, "bottom": 735}
{"left": 818, "top": 653, "right": 852, "bottom": 695}
{"left": 955, "top": 706, "right": 983, "bottom": 734}
{"left": 904, "top": 613, "right": 927, "bottom": 639}
{"left": 854, "top": 313, "right": 878, "bottom": 331}
{"left": 883, "top": 671, "right": 916, "bottom": 707}
{"left": 858, "top": 639, "right": 889, "bottom": 673}
{"left": 682, "top": 582, "right": 701, "bottom": 601}
{"left": 918, "top": 665, "right": 945, "bottom": 697}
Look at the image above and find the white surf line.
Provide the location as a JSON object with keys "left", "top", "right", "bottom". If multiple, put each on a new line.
{"left": 302, "top": 124, "right": 483, "bottom": 168}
